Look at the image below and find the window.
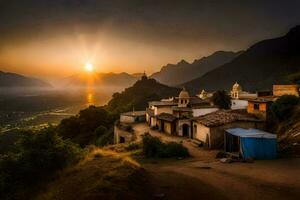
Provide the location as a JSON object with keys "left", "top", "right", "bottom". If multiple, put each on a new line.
{"left": 254, "top": 103, "right": 260, "bottom": 110}
{"left": 181, "top": 100, "right": 183, "bottom": 104}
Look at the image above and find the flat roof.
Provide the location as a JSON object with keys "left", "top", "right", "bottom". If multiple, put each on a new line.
{"left": 226, "top": 128, "right": 276, "bottom": 139}
{"left": 121, "top": 111, "right": 146, "bottom": 117}
{"left": 149, "top": 101, "right": 177, "bottom": 107}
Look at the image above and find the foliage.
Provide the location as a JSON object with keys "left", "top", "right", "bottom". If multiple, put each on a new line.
{"left": 58, "top": 106, "right": 116, "bottom": 147}
{"left": 0, "top": 127, "right": 83, "bottom": 200}
{"left": 269, "top": 95, "right": 300, "bottom": 122}
{"left": 95, "top": 128, "right": 114, "bottom": 147}
{"left": 105, "top": 77, "right": 179, "bottom": 114}
{"left": 142, "top": 134, "right": 189, "bottom": 158}
{"left": 266, "top": 95, "right": 300, "bottom": 133}
{"left": 212, "top": 90, "right": 232, "bottom": 109}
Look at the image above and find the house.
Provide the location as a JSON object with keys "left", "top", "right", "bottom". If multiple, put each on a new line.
{"left": 146, "top": 88, "right": 219, "bottom": 136}
{"left": 247, "top": 97, "right": 274, "bottom": 119}
{"left": 115, "top": 110, "right": 145, "bottom": 144}
{"left": 192, "top": 110, "right": 264, "bottom": 149}
{"left": 225, "top": 128, "right": 277, "bottom": 160}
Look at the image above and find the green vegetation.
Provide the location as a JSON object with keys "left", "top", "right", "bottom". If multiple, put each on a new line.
{"left": 267, "top": 95, "right": 300, "bottom": 132}
{"left": 211, "top": 90, "right": 232, "bottom": 109}
{"left": 106, "top": 77, "right": 179, "bottom": 114}
{"left": 0, "top": 127, "right": 83, "bottom": 200}
{"left": 142, "top": 134, "right": 189, "bottom": 158}
{"left": 58, "top": 106, "right": 117, "bottom": 147}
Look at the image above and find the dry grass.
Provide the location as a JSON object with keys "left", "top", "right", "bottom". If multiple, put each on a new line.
{"left": 34, "top": 148, "right": 150, "bottom": 200}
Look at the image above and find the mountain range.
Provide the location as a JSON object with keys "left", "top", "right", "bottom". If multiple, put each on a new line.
{"left": 0, "top": 71, "right": 50, "bottom": 88}
{"left": 150, "top": 51, "right": 242, "bottom": 86}
{"left": 59, "top": 72, "right": 140, "bottom": 89}
{"left": 183, "top": 26, "right": 300, "bottom": 93}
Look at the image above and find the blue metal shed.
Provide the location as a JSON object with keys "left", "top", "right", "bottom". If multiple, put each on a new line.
{"left": 225, "top": 128, "right": 277, "bottom": 160}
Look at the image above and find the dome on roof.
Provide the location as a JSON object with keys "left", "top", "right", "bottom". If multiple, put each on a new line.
{"left": 232, "top": 82, "right": 242, "bottom": 91}
{"left": 179, "top": 87, "right": 190, "bottom": 99}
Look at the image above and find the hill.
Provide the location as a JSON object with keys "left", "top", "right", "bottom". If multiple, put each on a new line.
{"left": 0, "top": 71, "right": 50, "bottom": 88}
{"left": 105, "top": 76, "right": 180, "bottom": 113}
{"left": 150, "top": 51, "right": 242, "bottom": 86}
{"left": 183, "top": 26, "right": 300, "bottom": 94}
{"left": 35, "top": 149, "right": 152, "bottom": 200}
{"left": 60, "top": 72, "right": 139, "bottom": 89}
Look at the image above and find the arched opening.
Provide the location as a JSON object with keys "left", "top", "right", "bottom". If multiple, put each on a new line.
{"left": 182, "top": 124, "right": 189, "bottom": 137}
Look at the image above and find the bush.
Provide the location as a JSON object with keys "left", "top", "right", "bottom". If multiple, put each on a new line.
{"left": 269, "top": 95, "right": 300, "bottom": 122}
{"left": 212, "top": 90, "right": 232, "bottom": 109}
{"left": 0, "top": 127, "right": 83, "bottom": 199}
{"left": 142, "top": 134, "right": 189, "bottom": 158}
{"left": 95, "top": 128, "right": 114, "bottom": 147}
{"left": 57, "top": 106, "right": 117, "bottom": 147}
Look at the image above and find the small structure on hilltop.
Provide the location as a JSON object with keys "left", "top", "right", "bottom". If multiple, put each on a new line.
{"left": 146, "top": 88, "right": 219, "bottom": 137}
{"left": 225, "top": 128, "right": 277, "bottom": 160}
{"left": 192, "top": 110, "right": 264, "bottom": 149}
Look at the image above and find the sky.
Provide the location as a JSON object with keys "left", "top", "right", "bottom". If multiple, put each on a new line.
{"left": 0, "top": 0, "right": 300, "bottom": 80}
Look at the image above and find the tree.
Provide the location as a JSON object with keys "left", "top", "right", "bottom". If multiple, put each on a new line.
{"left": 212, "top": 90, "right": 232, "bottom": 109}
{"left": 269, "top": 95, "right": 300, "bottom": 122}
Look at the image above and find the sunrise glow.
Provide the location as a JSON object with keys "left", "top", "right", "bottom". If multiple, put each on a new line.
{"left": 85, "top": 63, "right": 94, "bottom": 72}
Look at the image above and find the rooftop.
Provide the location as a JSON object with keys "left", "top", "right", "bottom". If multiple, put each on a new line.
{"left": 149, "top": 101, "right": 177, "bottom": 107}
{"left": 248, "top": 97, "right": 275, "bottom": 103}
{"left": 226, "top": 128, "right": 276, "bottom": 139}
{"left": 194, "top": 110, "right": 262, "bottom": 127}
{"left": 121, "top": 111, "right": 146, "bottom": 117}
{"left": 157, "top": 113, "right": 177, "bottom": 122}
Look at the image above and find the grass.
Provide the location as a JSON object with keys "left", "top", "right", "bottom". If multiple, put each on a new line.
{"left": 34, "top": 148, "right": 149, "bottom": 200}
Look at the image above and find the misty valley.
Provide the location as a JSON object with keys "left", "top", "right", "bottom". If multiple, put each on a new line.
{"left": 0, "top": 87, "right": 116, "bottom": 131}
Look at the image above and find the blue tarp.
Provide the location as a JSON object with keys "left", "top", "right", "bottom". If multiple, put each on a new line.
{"left": 226, "top": 128, "right": 277, "bottom": 160}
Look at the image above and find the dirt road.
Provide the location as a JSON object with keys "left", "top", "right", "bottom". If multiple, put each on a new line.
{"left": 133, "top": 123, "right": 300, "bottom": 200}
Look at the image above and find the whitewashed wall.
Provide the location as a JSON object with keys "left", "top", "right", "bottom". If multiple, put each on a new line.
{"left": 231, "top": 99, "right": 248, "bottom": 110}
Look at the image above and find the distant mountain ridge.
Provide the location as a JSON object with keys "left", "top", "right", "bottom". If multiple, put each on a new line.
{"left": 0, "top": 71, "right": 50, "bottom": 88}
{"left": 150, "top": 51, "right": 242, "bottom": 86}
{"left": 60, "top": 72, "right": 140, "bottom": 89}
{"left": 183, "top": 25, "right": 300, "bottom": 94}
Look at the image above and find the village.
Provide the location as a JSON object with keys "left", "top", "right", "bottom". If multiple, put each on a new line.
{"left": 114, "top": 74, "right": 300, "bottom": 161}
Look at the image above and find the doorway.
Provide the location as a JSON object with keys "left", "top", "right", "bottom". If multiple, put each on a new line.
{"left": 182, "top": 124, "right": 189, "bottom": 137}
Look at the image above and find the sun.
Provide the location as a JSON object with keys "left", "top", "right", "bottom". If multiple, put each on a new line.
{"left": 84, "top": 63, "right": 94, "bottom": 72}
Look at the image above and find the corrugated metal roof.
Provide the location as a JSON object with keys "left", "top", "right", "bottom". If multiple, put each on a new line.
{"left": 226, "top": 128, "right": 276, "bottom": 139}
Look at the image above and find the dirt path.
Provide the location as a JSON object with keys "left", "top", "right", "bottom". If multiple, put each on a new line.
{"left": 133, "top": 123, "right": 300, "bottom": 200}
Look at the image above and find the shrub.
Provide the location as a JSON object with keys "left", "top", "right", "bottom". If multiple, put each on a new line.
{"left": 95, "top": 128, "right": 114, "bottom": 147}
{"left": 0, "top": 127, "right": 83, "bottom": 199}
{"left": 142, "top": 134, "right": 189, "bottom": 158}
{"left": 269, "top": 95, "right": 300, "bottom": 122}
{"left": 212, "top": 90, "right": 232, "bottom": 109}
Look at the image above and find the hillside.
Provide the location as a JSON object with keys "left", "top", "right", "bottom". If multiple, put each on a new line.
{"left": 151, "top": 51, "right": 242, "bottom": 86}
{"left": 105, "top": 76, "right": 180, "bottom": 113}
{"left": 183, "top": 26, "right": 300, "bottom": 94}
{"left": 35, "top": 149, "right": 152, "bottom": 200}
{"left": 60, "top": 72, "right": 139, "bottom": 89}
{"left": 0, "top": 71, "right": 50, "bottom": 88}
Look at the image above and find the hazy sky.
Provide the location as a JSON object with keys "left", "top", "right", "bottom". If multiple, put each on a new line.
{"left": 0, "top": 0, "right": 300, "bottom": 80}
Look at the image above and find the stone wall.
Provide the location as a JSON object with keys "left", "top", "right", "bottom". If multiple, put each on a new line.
{"left": 273, "top": 85, "right": 299, "bottom": 97}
